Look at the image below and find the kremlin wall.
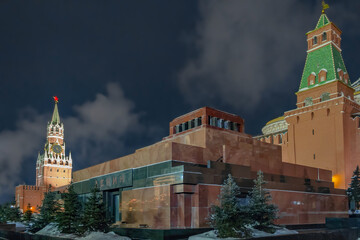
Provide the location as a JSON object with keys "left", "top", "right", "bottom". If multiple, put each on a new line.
{"left": 15, "top": 8, "right": 360, "bottom": 229}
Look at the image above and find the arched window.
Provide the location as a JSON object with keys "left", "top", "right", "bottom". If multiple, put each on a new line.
{"left": 48, "top": 159, "right": 51, "bottom": 164}
{"left": 60, "top": 161, "right": 63, "bottom": 165}
{"left": 322, "top": 32, "right": 327, "bottom": 41}
{"left": 318, "top": 69, "right": 327, "bottom": 83}
{"left": 320, "top": 92, "right": 330, "bottom": 102}
{"left": 313, "top": 36, "right": 318, "bottom": 45}
{"left": 65, "top": 161, "right": 68, "bottom": 166}
{"left": 308, "top": 73, "right": 316, "bottom": 86}
{"left": 304, "top": 97, "right": 313, "bottom": 107}
{"left": 53, "top": 160, "right": 57, "bottom": 164}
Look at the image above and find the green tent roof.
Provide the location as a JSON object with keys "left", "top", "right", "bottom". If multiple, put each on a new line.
{"left": 299, "top": 44, "right": 350, "bottom": 91}
{"left": 315, "top": 14, "right": 330, "bottom": 29}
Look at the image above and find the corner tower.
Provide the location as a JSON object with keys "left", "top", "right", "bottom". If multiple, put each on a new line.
{"left": 36, "top": 97, "right": 72, "bottom": 188}
{"left": 284, "top": 4, "right": 360, "bottom": 189}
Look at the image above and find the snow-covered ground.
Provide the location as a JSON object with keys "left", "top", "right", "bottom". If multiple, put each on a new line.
{"left": 6, "top": 221, "right": 27, "bottom": 232}
{"left": 76, "top": 232, "right": 131, "bottom": 240}
{"left": 189, "top": 227, "right": 298, "bottom": 240}
{"left": 35, "top": 223, "right": 131, "bottom": 239}
{"left": 36, "top": 223, "right": 78, "bottom": 238}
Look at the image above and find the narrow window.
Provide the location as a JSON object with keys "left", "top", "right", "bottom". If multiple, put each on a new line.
{"left": 313, "top": 36, "right": 318, "bottom": 45}
{"left": 312, "top": 129, "right": 315, "bottom": 135}
{"left": 313, "top": 153, "right": 316, "bottom": 159}
{"left": 229, "top": 122, "right": 234, "bottom": 130}
{"left": 197, "top": 117, "right": 202, "bottom": 126}
{"left": 279, "top": 134, "right": 283, "bottom": 144}
{"left": 311, "top": 112, "right": 314, "bottom": 120}
{"left": 322, "top": 32, "right": 327, "bottom": 41}
{"left": 327, "top": 108, "right": 330, "bottom": 116}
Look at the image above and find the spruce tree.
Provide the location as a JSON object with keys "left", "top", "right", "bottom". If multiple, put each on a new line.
{"left": 23, "top": 203, "right": 33, "bottom": 222}
{"left": 31, "top": 187, "right": 60, "bottom": 232}
{"left": 347, "top": 166, "right": 360, "bottom": 210}
{"left": 248, "top": 170, "right": 278, "bottom": 233}
{"left": 2, "top": 202, "right": 21, "bottom": 222}
{"left": 56, "top": 184, "right": 82, "bottom": 234}
{"left": 81, "top": 186, "right": 109, "bottom": 233}
{"left": 209, "top": 174, "right": 251, "bottom": 238}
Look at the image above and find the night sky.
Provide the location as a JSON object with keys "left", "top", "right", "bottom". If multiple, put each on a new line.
{"left": 1, "top": 0, "right": 360, "bottom": 203}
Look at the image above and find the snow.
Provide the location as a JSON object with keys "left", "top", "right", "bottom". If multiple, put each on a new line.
{"left": 36, "top": 223, "right": 78, "bottom": 238}
{"left": 35, "top": 223, "right": 131, "bottom": 239}
{"left": 189, "top": 227, "right": 298, "bottom": 240}
{"left": 7, "top": 221, "right": 27, "bottom": 232}
{"left": 7, "top": 221, "right": 27, "bottom": 228}
{"left": 76, "top": 232, "right": 131, "bottom": 240}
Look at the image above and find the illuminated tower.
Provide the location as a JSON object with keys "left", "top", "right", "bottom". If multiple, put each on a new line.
{"left": 36, "top": 97, "right": 72, "bottom": 188}
{"left": 284, "top": 4, "right": 360, "bottom": 189}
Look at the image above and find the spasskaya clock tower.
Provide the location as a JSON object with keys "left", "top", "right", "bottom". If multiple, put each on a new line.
{"left": 36, "top": 97, "right": 72, "bottom": 188}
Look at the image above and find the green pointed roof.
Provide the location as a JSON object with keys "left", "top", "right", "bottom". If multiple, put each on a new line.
{"left": 315, "top": 14, "right": 330, "bottom": 29}
{"left": 51, "top": 102, "right": 61, "bottom": 124}
{"left": 298, "top": 44, "right": 350, "bottom": 91}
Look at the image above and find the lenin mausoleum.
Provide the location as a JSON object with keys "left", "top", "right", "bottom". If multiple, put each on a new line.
{"left": 15, "top": 8, "right": 360, "bottom": 230}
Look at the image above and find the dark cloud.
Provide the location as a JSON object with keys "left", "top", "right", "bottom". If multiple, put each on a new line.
{"left": 178, "top": 0, "right": 324, "bottom": 111}
{"left": 0, "top": 83, "right": 141, "bottom": 203}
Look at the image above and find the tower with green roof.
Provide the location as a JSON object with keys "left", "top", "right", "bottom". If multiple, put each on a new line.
{"left": 295, "top": 10, "right": 352, "bottom": 107}
{"left": 283, "top": 4, "right": 360, "bottom": 190}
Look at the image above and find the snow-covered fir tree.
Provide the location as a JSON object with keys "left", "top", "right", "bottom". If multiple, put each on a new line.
{"left": 81, "top": 186, "right": 109, "bottom": 233}
{"left": 347, "top": 165, "right": 360, "bottom": 210}
{"left": 209, "top": 174, "right": 251, "bottom": 238}
{"left": 56, "top": 184, "right": 82, "bottom": 234}
{"left": 248, "top": 170, "right": 278, "bottom": 233}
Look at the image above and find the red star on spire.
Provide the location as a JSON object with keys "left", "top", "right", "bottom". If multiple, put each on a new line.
{"left": 53, "top": 96, "right": 59, "bottom": 103}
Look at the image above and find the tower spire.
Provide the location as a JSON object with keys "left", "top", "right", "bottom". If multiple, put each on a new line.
{"left": 51, "top": 96, "right": 60, "bottom": 124}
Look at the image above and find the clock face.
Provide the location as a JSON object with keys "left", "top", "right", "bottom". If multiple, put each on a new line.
{"left": 52, "top": 144, "right": 62, "bottom": 154}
